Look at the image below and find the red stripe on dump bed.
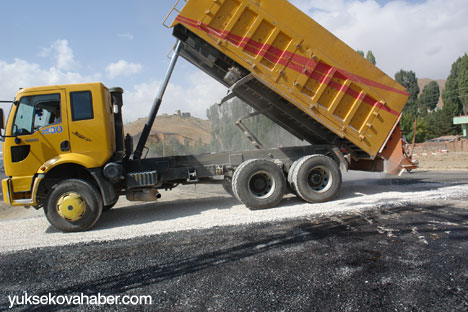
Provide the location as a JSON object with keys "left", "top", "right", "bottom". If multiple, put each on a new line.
{"left": 175, "top": 15, "right": 406, "bottom": 116}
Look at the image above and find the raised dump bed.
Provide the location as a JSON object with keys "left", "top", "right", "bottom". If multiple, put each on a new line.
{"left": 168, "top": 0, "right": 410, "bottom": 165}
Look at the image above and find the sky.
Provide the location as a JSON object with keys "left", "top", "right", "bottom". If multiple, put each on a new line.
{"left": 0, "top": 0, "right": 467, "bottom": 122}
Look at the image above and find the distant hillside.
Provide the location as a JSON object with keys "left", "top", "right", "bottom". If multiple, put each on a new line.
{"left": 125, "top": 114, "right": 211, "bottom": 146}
{"left": 418, "top": 78, "right": 446, "bottom": 109}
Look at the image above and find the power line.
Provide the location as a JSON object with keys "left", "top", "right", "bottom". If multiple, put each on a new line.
{"left": 439, "top": 85, "right": 468, "bottom": 94}
{"left": 421, "top": 93, "right": 468, "bottom": 108}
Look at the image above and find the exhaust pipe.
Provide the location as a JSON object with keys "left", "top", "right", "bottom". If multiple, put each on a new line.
{"left": 125, "top": 188, "right": 161, "bottom": 202}
{"left": 109, "top": 87, "right": 125, "bottom": 161}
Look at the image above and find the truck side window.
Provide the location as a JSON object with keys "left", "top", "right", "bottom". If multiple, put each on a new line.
{"left": 70, "top": 91, "right": 93, "bottom": 121}
{"left": 34, "top": 99, "right": 61, "bottom": 129}
{"left": 13, "top": 94, "right": 60, "bottom": 136}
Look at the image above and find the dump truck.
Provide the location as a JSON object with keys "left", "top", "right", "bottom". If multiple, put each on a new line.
{"left": 0, "top": 0, "right": 416, "bottom": 232}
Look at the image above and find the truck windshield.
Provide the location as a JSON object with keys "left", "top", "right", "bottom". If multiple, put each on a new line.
{"left": 12, "top": 94, "right": 60, "bottom": 136}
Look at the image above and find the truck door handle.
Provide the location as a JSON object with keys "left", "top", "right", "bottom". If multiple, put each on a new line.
{"left": 60, "top": 140, "right": 70, "bottom": 152}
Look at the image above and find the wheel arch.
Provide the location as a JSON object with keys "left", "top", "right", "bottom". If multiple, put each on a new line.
{"left": 36, "top": 162, "right": 117, "bottom": 208}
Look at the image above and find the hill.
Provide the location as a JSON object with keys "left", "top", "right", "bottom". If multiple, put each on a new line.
{"left": 125, "top": 114, "right": 211, "bottom": 146}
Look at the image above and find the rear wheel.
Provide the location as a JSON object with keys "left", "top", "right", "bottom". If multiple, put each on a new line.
{"left": 44, "top": 179, "right": 103, "bottom": 232}
{"left": 287, "top": 159, "right": 301, "bottom": 194}
{"left": 232, "top": 159, "right": 286, "bottom": 209}
{"left": 291, "top": 155, "right": 341, "bottom": 203}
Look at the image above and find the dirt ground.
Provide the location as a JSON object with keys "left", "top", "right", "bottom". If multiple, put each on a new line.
{"left": 412, "top": 151, "right": 468, "bottom": 170}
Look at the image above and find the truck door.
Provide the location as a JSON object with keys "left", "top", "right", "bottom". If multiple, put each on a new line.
{"left": 4, "top": 89, "right": 70, "bottom": 192}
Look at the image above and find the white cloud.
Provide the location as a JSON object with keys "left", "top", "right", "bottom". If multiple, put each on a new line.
{"left": 40, "top": 39, "right": 77, "bottom": 71}
{"left": 0, "top": 58, "right": 98, "bottom": 100}
{"left": 122, "top": 71, "right": 227, "bottom": 122}
{"left": 0, "top": 56, "right": 99, "bottom": 124}
{"left": 0, "top": 40, "right": 99, "bottom": 122}
{"left": 106, "top": 60, "right": 142, "bottom": 79}
{"left": 290, "top": 0, "right": 468, "bottom": 79}
{"left": 117, "top": 32, "right": 134, "bottom": 40}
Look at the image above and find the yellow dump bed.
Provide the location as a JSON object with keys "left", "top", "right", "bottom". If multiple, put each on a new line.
{"left": 169, "top": 0, "right": 409, "bottom": 159}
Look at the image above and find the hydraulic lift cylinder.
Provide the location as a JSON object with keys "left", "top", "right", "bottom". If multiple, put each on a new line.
{"left": 133, "top": 40, "right": 182, "bottom": 160}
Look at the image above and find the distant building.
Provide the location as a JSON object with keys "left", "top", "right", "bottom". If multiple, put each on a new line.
{"left": 453, "top": 115, "right": 468, "bottom": 137}
{"left": 174, "top": 110, "right": 191, "bottom": 118}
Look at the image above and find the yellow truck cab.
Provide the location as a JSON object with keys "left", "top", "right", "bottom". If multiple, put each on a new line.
{"left": 2, "top": 83, "right": 121, "bottom": 231}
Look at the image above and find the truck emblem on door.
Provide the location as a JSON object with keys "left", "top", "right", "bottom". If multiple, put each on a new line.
{"left": 41, "top": 125, "right": 63, "bottom": 135}
{"left": 72, "top": 131, "right": 92, "bottom": 142}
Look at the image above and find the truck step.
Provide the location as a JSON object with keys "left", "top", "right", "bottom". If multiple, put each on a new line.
{"left": 126, "top": 171, "right": 158, "bottom": 189}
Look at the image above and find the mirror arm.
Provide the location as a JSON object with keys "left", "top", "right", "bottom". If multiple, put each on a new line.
{"left": 0, "top": 134, "right": 21, "bottom": 143}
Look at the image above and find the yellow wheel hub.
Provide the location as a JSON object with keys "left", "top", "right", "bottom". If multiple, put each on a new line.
{"left": 57, "top": 192, "right": 86, "bottom": 221}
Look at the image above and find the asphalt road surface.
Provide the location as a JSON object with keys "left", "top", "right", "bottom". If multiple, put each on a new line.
{"left": 0, "top": 171, "right": 467, "bottom": 311}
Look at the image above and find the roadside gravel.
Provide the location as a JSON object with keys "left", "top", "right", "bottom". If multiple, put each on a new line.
{"left": 1, "top": 171, "right": 467, "bottom": 253}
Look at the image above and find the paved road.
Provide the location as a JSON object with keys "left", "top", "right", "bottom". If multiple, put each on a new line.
{"left": 0, "top": 171, "right": 467, "bottom": 311}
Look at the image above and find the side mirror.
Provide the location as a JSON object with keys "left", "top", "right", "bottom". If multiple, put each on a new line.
{"left": 0, "top": 108, "right": 4, "bottom": 142}
{"left": 0, "top": 108, "right": 4, "bottom": 130}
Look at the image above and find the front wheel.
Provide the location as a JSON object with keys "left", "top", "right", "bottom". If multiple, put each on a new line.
{"left": 44, "top": 179, "right": 103, "bottom": 232}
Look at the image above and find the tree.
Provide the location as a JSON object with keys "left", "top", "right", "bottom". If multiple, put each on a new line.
{"left": 356, "top": 50, "right": 376, "bottom": 65}
{"left": 400, "top": 110, "right": 416, "bottom": 141}
{"left": 395, "top": 69, "right": 420, "bottom": 117}
{"left": 442, "top": 57, "right": 463, "bottom": 117}
{"left": 366, "top": 50, "right": 376, "bottom": 65}
{"left": 394, "top": 70, "right": 420, "bottom": 140}
{"left": 418, "top": 81, "right": 440, "bottom": 112}
{"left": 458, "top": 53, "right": 468, "bottom": 114}
{"left": 395, "top": 70, "right": 420, "bottom": 103}
{"left": 425, "top": 108, "right": 458, "bottom": 138}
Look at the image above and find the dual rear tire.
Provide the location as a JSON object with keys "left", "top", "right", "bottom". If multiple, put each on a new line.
{"left": 231, "top": 155, "right": 341, "bottom": 209}
{"left": 232, "top": 159, "right": 286, "bottom": 209}
{"left": 289, "top": 155, "right": 342, "bottom": 203}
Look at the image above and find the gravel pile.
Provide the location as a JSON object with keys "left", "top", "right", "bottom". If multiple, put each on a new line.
{"left": 1, "top": 172, "right": 467, "bottom": 253}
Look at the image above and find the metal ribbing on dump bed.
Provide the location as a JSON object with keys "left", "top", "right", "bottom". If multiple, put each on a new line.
{"left": 174, "top": 26, "right": 368, "bottom": 158}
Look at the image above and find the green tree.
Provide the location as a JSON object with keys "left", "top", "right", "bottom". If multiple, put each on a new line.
{"left": 366, "top": 50, "right": 376, "bottom": 65}
{"left": 400, "top": 111, "right": 416, "bottom": 141}
{"left": 395, "top": 70, "right": 420, "bottom": 103}
{"left": 425, "top": 108, "right": 457, "bottom": 138}
{"left": 458, "top": 53, "right": 468, "bottom": 114}
{"left": 394, "top": 69, "right": 420, "bottom": 139}
{"left": 356, "top": 50, "right": 376, "bottom": 65}
{"left": 418, "top": 81, "right": 440, "bottom": 112}
{"left": 442, "top": 57, "right": 463, "bottom": 116}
